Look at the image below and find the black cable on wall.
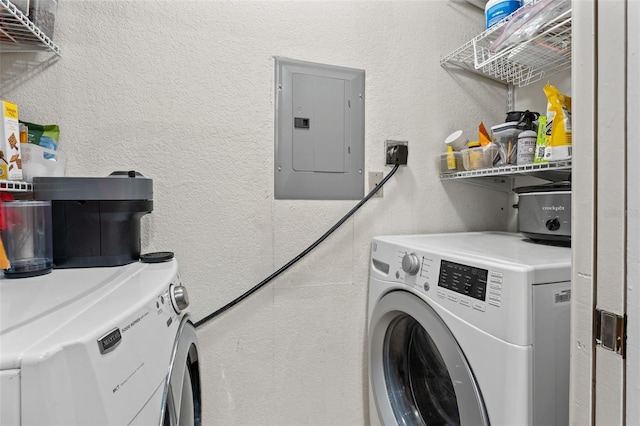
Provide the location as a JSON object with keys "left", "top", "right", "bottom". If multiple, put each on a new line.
{"left": 194, "top": 163, "right": 401, "bottom": 328}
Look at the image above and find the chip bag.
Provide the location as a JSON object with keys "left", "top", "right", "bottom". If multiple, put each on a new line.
{"left": 18, "top": 121, "right": 60, "bottom": 151}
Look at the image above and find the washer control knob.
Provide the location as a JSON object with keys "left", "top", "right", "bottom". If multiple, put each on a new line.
{"left": 401, "top": 253, "right": 420, "bottom": 275}
{"left": 170, "top": 284, "right": 190, "bottom": 313}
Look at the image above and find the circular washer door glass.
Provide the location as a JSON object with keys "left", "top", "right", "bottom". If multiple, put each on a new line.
{"left": 369, "top": 290, "right": 488, "bottom": 425}
{"left": 384, "top": 314, "right": 460, "bottom": 424}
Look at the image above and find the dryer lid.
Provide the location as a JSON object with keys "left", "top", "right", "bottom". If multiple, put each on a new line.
{"left": 0, "top": 262, "right": 147, "bottom": 369}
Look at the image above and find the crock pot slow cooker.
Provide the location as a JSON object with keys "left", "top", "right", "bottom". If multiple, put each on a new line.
{"left": 514, "top": 182, "right": 571, "bottom": 245}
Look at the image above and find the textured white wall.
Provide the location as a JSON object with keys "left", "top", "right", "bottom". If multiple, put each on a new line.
{"left": 1, "top": 1, "right": 509, "bottom": 424}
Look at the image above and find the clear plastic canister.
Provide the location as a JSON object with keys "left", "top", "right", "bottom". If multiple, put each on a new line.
{"left": 1, "top": 200, "right": 53, "bottom": 278}
{"left": 29, "top": 0, "right": 58, "bottom": 38}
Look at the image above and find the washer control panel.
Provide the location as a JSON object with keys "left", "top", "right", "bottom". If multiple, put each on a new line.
{"left": 437, "top": 259, "right": 488, "bottom": 301}
{"left": 389, "top": 249, "right": 508, "bottom": 314}
{"left": 487, "top": 271, "right": 503, "bottom": 308}
{"left": 370, "top": 233, "right": 571, "bottom": 346}
{"left": 416, "top": 253, "right": 493, "bottom": 313}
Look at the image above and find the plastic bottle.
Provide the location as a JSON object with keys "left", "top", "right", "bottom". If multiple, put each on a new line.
{"left": 485, "top": 0, "right": 522, "bottom": 29}
{"left": 517, "top": 130, "right": 537, "bottom": 165}
{"left": 467, "top": 141, "right": 484, "bottom": 170}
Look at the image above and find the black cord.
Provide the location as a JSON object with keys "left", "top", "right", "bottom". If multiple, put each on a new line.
{"left": 194, "top": 163, "right": 401, "bottom": 329}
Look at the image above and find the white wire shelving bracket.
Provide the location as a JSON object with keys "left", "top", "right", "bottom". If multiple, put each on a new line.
{"left": 438, "top": 1, "right": 572, "bottom": 191}
{"left": 440, "top": 2, "right": 571, "bottom": 87}
{"left": 439, "top": 160, "right": 572, "bottom": 192}
{"left": 0, "top": 180, "right": 32, "bottom": 192}
{"left": 0, "top": 0, "right": 60, "bottom": 55}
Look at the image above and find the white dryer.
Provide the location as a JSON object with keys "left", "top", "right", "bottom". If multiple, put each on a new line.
{"left": 0, "top": 256, "right": 200, "bottom": 425}
{"left": 368, "top": 232, "right": 571, "bottom": 425}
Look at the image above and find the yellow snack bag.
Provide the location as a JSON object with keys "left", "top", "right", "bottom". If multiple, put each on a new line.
{"left": 543, "top": 83, "right": 572, "bottom": 161}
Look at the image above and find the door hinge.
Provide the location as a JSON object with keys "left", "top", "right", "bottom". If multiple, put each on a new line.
{"left": 595, "top": 308, "right": 626, "bottom": 358}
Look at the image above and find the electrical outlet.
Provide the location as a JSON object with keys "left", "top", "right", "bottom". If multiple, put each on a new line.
{"left": 385, "top": 140, "right": 408, "bottom": 165}
{"left": 368, "top": 171, "right": 383, "bottom": 197}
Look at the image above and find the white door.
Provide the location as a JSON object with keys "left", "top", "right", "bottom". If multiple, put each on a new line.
{"left": 595, "top": 0, "right": 627, "bottom": 423}
{"left": 626, "top": 0, "right": 640, "bottom": 423}
{"left": 570, "top": 0, "right": 597, "bottom": 419}
{"left": 572, "top": 0, "right": 635, "bottom": 423}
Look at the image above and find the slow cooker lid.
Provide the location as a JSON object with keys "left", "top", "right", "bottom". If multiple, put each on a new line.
{"left": 33, "top": 171, "right": 153, "bottom": 201}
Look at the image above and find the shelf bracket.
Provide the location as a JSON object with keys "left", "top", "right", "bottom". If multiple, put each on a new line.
{"left": 0, "top": 180, "right": 32, "bottom": 192}
{"left": 439, "top": 2, "right": 571, "bottom": 88}
{"left": 442, "top": 176, "right": 514, "bottom": 192}
{"left": 0, "top": 0, "right": 61, "bottom": 55}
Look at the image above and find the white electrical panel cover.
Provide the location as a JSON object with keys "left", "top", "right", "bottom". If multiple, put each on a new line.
{"left": 274, "top": 57, "right": 365, "bottom": 199}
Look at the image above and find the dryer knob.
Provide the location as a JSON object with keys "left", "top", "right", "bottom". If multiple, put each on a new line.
{"left": 401, "top": 253, "right": 420, "bottom": 275}
{"left": 170, "top": 284, "right": 190, "bottom": 313}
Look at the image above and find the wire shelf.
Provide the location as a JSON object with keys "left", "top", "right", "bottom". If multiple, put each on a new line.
{"left": 0, "top": 180, "right": 32, "bottom": 192}
{"left": 441, "top": 2, "right": 571, "bottom": 87}
{"left": 440, "top": 160, "right": 572, "bottom": 180}
{"left": 0, "top": 0, "right": 60, "bottom": 55}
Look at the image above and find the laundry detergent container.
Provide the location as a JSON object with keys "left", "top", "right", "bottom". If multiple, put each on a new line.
{"left": 33, "top": 171, "right": 153, "bottom": 268}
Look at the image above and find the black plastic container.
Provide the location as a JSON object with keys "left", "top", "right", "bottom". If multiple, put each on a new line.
{"left": 33, "top": 171, "right": 153, "bottom": 268}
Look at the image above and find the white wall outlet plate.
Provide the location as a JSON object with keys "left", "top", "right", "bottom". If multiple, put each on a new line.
{"left": 368, "top": 171, "right": 383, "bottom": 198}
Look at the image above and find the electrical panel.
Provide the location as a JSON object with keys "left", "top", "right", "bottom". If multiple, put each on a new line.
{"left": 274, "top": 57, "right": 365, "bottom": 199}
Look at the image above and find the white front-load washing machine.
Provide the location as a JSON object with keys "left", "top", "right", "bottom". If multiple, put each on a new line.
{"left": 368, "top": 232, "right": 571, "bottom": 425}
{"left": 0, "top": 257, "right": 201, "bottom": 425}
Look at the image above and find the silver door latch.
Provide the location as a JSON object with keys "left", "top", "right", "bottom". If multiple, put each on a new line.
{"left": 595, "top": 308, "right": 626, "bottom": 358}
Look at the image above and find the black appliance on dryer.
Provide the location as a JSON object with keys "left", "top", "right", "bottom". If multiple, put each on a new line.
{"left": 33, "top": 171, "right": 153, "bottom": 268}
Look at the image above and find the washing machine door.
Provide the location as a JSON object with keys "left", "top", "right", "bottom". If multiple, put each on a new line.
{"left": 160, "top": 316, "right": 201, "bottom": 426}
{"left": 369, "top": 290, "right": 488, "bottom": 426}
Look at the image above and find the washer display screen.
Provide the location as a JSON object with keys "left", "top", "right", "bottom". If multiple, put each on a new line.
{"left": 438, "top": 260, "right": 488, "bottom": 301}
